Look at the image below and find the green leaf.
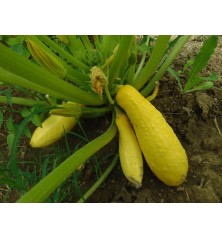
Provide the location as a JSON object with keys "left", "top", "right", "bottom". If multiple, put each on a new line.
{"left": 21, "top": 108, "right": 31, "bottom": 117}
{"left": 31, "top": 114, "right": 42, "bottom": 127}
{"left": 167, "top": 67, "right": 183, "bottom": 91}
{"left": 23, "top": 126, "right": 32, "bottom": 138}
{"left": 183, "top": 59, "right": 194, "bottom": 72}
{"left": 6, "top": 117, "right": 14, "bottom": 133}
{"left": 137, "top": 44, "right": 150, "bottom": 54}
{"left": 186, "top": 81, "right": 214, "bottom": 93}
{"left": 0, "top": 111, "right": 3, "bottom": 129}
{"left": 11, "top": 44, "right": 30, "bottom": 58}
{"left": 7, "top": 133, "right": 15, "bottom": 151}
{"left": 200, "top": 72, "right": 219, "bottom": 82}
{"left": 184, "top": 36, "right": 218, "bottom": 91}
{"left": 5, "top": 37, "right": 19, "bottom": 46}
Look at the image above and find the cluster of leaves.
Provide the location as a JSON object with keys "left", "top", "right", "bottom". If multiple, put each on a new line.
{"left": 168, "top": 36, "right": 219, "bottom": 93}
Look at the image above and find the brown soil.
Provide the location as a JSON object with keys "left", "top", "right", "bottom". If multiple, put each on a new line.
{"left": 1, "top": 36, "right": 222, "bottom": 203}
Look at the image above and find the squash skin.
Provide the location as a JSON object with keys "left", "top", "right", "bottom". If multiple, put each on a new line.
{"left": 30, "top": 115, "right": 76, "bottom": 148}
{"left": 116, "top": 85, "right": 188, "bottom": 186}
{"left": 116, "top": 111, "right": 143, "bottom": 188}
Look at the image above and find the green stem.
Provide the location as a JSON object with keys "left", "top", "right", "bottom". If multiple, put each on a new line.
{"left": 0, "top": 67, "right": 95, "bottom": 104}
{"left": 0, "top": 67, "right": 70, "bottom": 101}
{"left": 37, "top": 36, "right": 90, "bottom": 71}
{"left": 94, "top": 35, "right": 101, "bottom": 51}
{"left": 81, "top": 106, "right": 112, "bottom": 118}
{"left": 17, "top": 113, "right": 117, "bottom": 203}
{"left": 108, "top": 36, "right": 133, "bottom": 87}
{"left": 80, "top": 36, "right": 94, "bottom": 51}
{"left": 134, "top": 36, "right": 150, "bottom": 80}
{"left": 0, "top": 96, "right": 47, "bottom": 106}
{"left": 127, "top": 64, "right": 136, "bottom": 85}
{"left": 101, "top": 36, "right": 114, "bottom": 60}
{"left": 133, "top": 35, "right": 171, "bottom": 90}
{"left": 141, "top": 35, "right": 191, "bottom": 97}
{"left": 77, "top": 155, "right": 118, "bottom": 203}
{"left": 66, "top": 36, "right": 85, "bottom": 55}
{"left": 104, "top": 85, "right": 114, "bottom": 104}
{"left": 127, "top": 38, "right": 137, "bottom": 85}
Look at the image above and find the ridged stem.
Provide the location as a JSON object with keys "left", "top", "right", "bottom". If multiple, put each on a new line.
{"left": 108, "top": 36, "right": 133, "bottom": 87}
{"left": 141, "top": 35, "right": 191, "bottom": 97}
{"left": 0, "top": 96, "right": 47, "bottom": 106}
{"left": 132, "top": 35, "right": 171, "bottom": 90}
{"left": 17, "top": 113, "right": 117, "bottom": 203}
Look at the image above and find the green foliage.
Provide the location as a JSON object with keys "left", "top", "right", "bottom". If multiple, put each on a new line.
{"left": 0, "top": 35, "right": 30, "bottom": 58}
{"left": 169, "top": 36, "right": 219, "bottom": 93}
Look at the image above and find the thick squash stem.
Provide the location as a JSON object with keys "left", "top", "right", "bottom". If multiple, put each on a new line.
{"left": 0, "top": 96, "right": 47, "bottom": 106}
{"left": 17, "top": 113, "right": 117, "bottom": 203}
{"left": 141, "top": 35, "right": 191, "bottom": 96}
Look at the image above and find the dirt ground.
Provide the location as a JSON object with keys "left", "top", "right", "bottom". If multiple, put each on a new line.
{"left": 1, "top": 36, "right": 222, "bottom": 203}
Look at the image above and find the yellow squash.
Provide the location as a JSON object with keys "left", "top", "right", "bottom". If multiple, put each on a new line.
{"left": 116, "top": 85, "right": 188, "bottom": 186}
{"left": 115, "top": 109, "right": 143, "bottom": 188}
{"left": 30, "top": 115, "right": 76, "bottom": 148}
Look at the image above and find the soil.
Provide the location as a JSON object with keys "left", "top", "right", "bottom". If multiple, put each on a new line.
{"left": 1, "top": 36, "right": 222, "bottom": 203}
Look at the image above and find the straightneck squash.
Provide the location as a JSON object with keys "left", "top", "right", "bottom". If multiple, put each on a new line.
{"left": 115, "top": 108, "right": 143, "bottom": 188}
{"left": 30, "top": 115, "right": 77, "bottom": 148}
{"left": 116, "top": 85, "right": 188, "bottom": 186}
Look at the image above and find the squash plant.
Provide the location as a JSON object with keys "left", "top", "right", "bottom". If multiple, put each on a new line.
{"left": 0, "top": 35, "right": 217, "bottom": 202}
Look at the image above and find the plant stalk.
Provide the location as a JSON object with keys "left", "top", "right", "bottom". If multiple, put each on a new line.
{"left": 108, "top": 36, "right": 133, "bottom": 87}
{"left": 17, "top": 113, "right": 117, "bottom": 203}
{"left": 132, "top": 35, "right": 171, "bottom": 90}
{"left": 141, "top": 35, "right": 191, "bottom": 97}
{"left": 0, "top": 96, "right": 47, "bottom": 106}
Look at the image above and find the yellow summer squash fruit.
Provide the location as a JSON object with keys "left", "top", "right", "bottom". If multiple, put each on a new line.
{"left": 115, "top": 109, "right": 143, "bottom": 188}
{"left": 30, "top": 115, "right": 76, "bottom": 148}
{"left": 116, "top": 85, "right": 188, "bottom": 186}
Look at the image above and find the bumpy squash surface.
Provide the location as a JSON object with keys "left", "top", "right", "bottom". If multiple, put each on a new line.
{"left": 115, "top": 110, "right": 143, "bottom": 188}
{"left": 116, "top": 85, "right": 188, "bottom": 186}
{"left": 30, "top": 115, "right": 76, "bottom": 148}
